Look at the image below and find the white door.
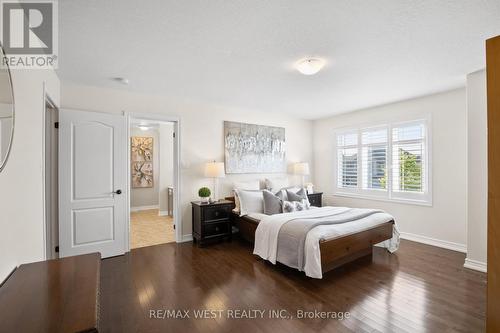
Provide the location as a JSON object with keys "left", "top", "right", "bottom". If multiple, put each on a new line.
{"left": 59, "top": 109, "right": 127, "bottom": 258}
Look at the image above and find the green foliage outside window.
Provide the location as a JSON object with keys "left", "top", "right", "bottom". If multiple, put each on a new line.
{"left": 379, "top": 148, "right": 422, "bottom": 191}
{"left": 399, "top": 149, "right": 422, "bottom": 191}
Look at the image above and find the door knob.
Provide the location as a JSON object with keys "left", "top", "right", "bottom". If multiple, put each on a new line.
{"left": 113, "top": 189, "right": 122, "bottom": 195}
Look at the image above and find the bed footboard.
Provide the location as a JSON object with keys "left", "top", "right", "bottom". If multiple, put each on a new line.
{"left": 232, "top": 212, "right": 394, "bottom": 274}
{"left": 320, "top": 221, "right": 394, "bottom": 272}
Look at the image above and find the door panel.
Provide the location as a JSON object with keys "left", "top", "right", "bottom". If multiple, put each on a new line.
{"left": 72, "top": 207, "right": 114, "bottom": 245}
{"left": 59, "top": 109, "right": 126, "bottom": 258}
{"left": 73, "top": 122, "right": 114, "bottom": 199}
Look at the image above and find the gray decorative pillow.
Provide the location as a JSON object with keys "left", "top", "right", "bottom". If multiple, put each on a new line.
{"left": 275, "top": 189, "right": 286, "bottom": 201}
{"left": 262, "top": 190, "right": 283, "bottom": 215}
{"left": 286, "top": 188, "right": 309, "bottom": 204}
{"left": 282, "top": 200, "right": 310, "bottom": 213}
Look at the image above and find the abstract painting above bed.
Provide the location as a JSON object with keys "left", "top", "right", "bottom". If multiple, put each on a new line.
{"left": 224, "top": 121, "right": 286, "bottom": 174}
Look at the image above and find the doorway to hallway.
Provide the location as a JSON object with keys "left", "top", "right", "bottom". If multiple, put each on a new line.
{"left": 129, "top": 118, "right": 177, "bottom": 249}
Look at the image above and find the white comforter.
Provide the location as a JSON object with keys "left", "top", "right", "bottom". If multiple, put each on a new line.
{"left": 253, "top": 206, "right": 399, "bottom": 279}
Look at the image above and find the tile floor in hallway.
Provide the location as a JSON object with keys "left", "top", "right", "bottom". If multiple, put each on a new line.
{"left": 130, "top": 209, "right": 175, "bottom": 249}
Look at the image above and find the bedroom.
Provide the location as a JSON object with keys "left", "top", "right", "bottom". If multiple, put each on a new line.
{"left": 0, "top": 1, "right": 499, "bottom": 332}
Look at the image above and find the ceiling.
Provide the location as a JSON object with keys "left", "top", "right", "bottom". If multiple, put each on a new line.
{"left": 58, "top": 0, "right": 500, "bottom": 120}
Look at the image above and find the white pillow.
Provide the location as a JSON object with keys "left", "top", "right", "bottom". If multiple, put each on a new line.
{"left": 233, "top": 180, "right": 261, "bottom": 213}
{"left": 265, "top": 177, "right": 290, "bottom": 191}
{"left": 234, "top": 189, "right": 264, "bottom": 216}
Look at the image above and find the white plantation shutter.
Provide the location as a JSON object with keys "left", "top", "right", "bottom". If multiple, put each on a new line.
{"left": 335, "top": 119, "right": 430, "bottom": 204}
{"left": 337, "top": 131, "right": 358, "bottom": 188}
{"left": 361, "top": 127, "right": 387, "bottom": 190}
{"left": 338, "top": 148, "right": 358, "bottom": 187}
{"left": 336, "top": 131, "right": 358, "bottom": 147}
{"left": 392, "top": 122, "right": 426, "bottom": 194}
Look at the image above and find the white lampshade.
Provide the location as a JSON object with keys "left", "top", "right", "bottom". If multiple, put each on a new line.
{"left": 293, "top": 162, "right": 310, "bottom": 176}
{"left": 204, "top": 162, "right": 225, "bottom": 178}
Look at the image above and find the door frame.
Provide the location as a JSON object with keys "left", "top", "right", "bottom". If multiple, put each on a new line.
{"left": 44, "top": 108, "right": 183, "bottom": 257}
{"left": 126, "top": 112, "right": 182, "bottom": 250}
{"left": 42, "top": 86, "right": 59, "bottom": 260}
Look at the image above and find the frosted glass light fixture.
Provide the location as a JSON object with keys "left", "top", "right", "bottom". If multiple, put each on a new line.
{"left": 295, "top": 58, "right": 325, "bottom": 75}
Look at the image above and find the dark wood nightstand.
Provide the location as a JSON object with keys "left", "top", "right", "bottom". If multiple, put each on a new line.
{"left": 191, "top": 200, "right": 235, "bottom": 246}
{"left": 307, "top": 192, "right": 323, "bottom": 207}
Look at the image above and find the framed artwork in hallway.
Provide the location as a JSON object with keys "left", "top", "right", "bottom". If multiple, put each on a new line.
{"left": 131, "top": 136, "right": 154, "bottom": 188}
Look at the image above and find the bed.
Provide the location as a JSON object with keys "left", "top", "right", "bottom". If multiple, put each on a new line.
{"left": 228, "top": 197, "right": 398, "bottom": 278}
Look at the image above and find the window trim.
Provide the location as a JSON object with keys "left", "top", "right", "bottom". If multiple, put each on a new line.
{"left": 333, "top": 117, "right": 432, "bottom": 206}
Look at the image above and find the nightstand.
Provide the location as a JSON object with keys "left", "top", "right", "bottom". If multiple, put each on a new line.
{"left": 191, "top": 200, "right": 235, "bottom": 246}
{"left": 307, "top": 192, "right": 323, "bottom": 207}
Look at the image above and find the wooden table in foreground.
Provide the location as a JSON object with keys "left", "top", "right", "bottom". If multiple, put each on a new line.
{"left": 0, "top": 253, "right": 101, "bottom": 333}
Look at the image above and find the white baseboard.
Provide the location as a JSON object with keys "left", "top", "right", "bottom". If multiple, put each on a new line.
{"left": 399, "top": 232, "right": 467, "bottom": 253}
{"left": 158, "top": 210, "right": 169, "bottom": 216}
{"left": 130, "top": 205, "right": 159, "bottom": 212}
{"left": 179, "top": 234, "right": 193, "bottom": 243}
{"left": 464, "top": 258, "right": 487, "bottom": 272}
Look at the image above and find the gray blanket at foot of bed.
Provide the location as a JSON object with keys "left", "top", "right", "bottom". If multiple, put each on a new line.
{"left": 276, "top": 208, "right": 383, "bottom": 271}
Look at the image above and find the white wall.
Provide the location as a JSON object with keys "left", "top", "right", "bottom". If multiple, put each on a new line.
{"left": 465, "top": 70, "right": 488, "bottom": 271}
{"left": 0, "top": 70, "right": 60, "bottom": 282}
{"left": 61, "top": 81, "right": 313, "bottom": 241}
{"left": 313, "top": 89, "right": 467, "bottom": 250}
{"left": 130, "top": 127, "right": 160, "bottom": 208}
{"left": 159, "top": 123, "right": 174, "bottom": 214}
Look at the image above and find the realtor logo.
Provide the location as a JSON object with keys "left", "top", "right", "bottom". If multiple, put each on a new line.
{"left": 0, "top": 0, "right": 58, "bottom": 68}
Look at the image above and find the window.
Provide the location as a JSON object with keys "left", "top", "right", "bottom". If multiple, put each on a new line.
{"left": 336, "top": 131, "right": 358, "bottom": 188}
{"left": 361, "top": 127, "right": 387, "bottom": 190}
{"left": 335, "top": 119, "right": 430, "bottom": 205}
{"left": 392, "top": 123, "right": 426, "bottom": 194}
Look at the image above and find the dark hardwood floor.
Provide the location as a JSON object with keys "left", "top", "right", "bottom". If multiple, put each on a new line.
{"left": 100, "top": 239, "right": 486, "bottom": 333}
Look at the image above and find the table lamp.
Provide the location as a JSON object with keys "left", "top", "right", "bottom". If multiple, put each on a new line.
{"left": 204, "top": 161, "right": 225, "bottom": 201}
{"left": 293, "top": 162, "right": 310, "bottom": 187}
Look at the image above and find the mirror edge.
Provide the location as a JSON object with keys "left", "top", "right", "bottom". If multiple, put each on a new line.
{"left": 0, "top": 41, "right": 15, "bottom": 173}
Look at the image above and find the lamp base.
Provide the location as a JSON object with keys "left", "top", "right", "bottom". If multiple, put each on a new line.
{"left": 210, "top": 177, "right": 226, "bottom": 202}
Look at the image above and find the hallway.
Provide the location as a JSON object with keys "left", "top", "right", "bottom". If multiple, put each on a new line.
{"left": 130, "top": 209, "right": 175, "bottom": 248}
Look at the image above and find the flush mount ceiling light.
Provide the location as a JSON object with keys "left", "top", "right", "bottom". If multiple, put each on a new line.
{"left": 111, "top": 77, "right": 129, "bottom": 85}
{"left": 295, "top": 58, "right": 325, "bottom": 75}
{"left": 138, "top": 125, "right": 150, "bottom": 131}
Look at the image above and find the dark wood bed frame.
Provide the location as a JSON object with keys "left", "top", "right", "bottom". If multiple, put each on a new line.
{"left": 227, "top": 197, "right": 394, "bottom": 273}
